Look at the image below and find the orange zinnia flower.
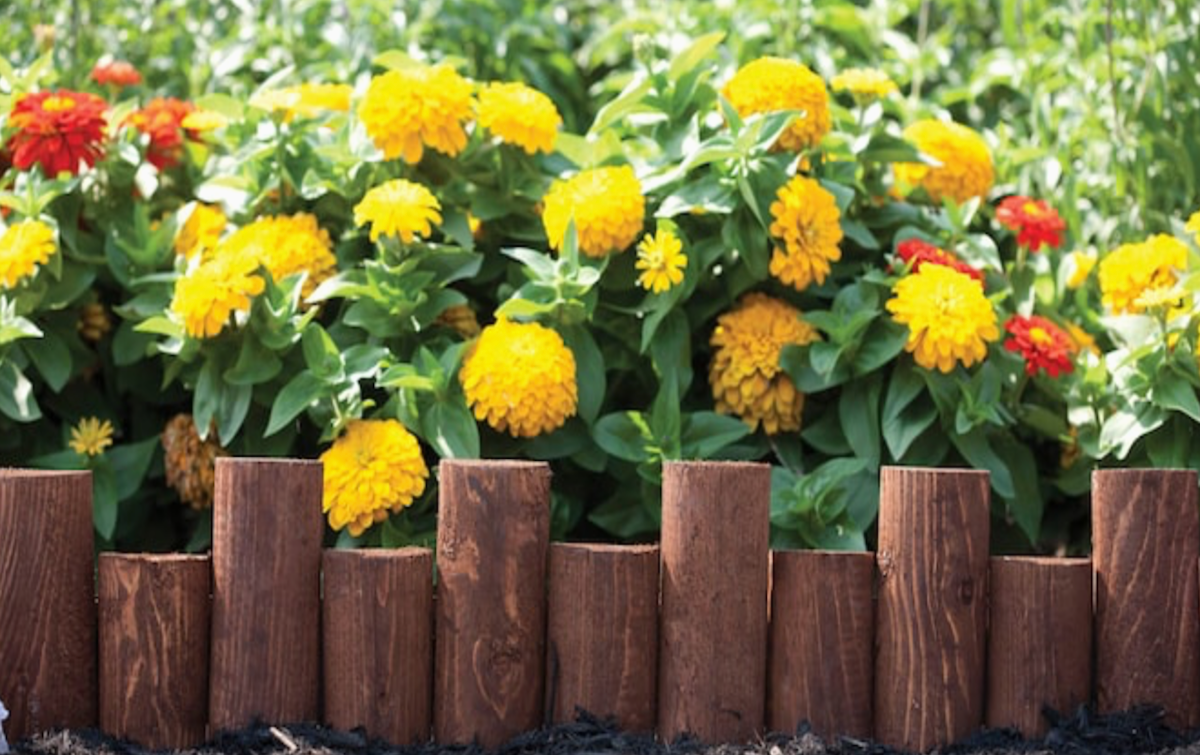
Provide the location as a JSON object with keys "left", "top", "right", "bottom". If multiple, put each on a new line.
{"left": 895, "top": 238, "right": 983, "bottom": 281}
{"left": 6, "top": 90, "right": 108, "bottom": 176}
{"left": 995, "top": 196, "right": 1066, "bottom": 252}
{"left": 127, "top": 97, "right": 195, "bottom": 169}
{"left": 1003, "top": 315, "right": 1074, "bottom": 378}
{"left": 90, "top": 60, "right": 142, "bottom": 88}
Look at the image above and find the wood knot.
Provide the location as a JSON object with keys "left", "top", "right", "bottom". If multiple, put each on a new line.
{"left": 957, "top": 577, "right": 975, "bottom": 604}
{"left": 877, "top": 551, "right": 894, "bottom": 580}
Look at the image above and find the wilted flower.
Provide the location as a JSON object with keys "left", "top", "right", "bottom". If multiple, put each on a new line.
{"left": 161, "top": 414, "right": 226, "bottom": 510}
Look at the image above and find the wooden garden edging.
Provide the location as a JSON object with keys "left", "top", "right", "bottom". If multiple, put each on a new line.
{"left": 1, "top": 461, "right": 1198, "bottom": 751}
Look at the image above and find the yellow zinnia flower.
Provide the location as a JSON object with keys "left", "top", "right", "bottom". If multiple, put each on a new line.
{"left": 1186, "top": 210, "right": 1200, "bottom": 245}
{"left": 174, "top": 203, "right": 227, "bottom": 259}
{"left": 70, "top": 417, "right": 114, "bottom": 456}
{"left": 721, "top": 57, "right": 831, "bottom": 152}
{"left": 1098, "top": 234, "right": 1188, "bottom": 314}
{"left": 831, "top": 67, "right": 898, "bottom": 102}
{"left": 251, "top": 83, "right": 352, "bottom": 121}
{"left": 477, "top": 81, "right": 561, "bottom": 155}
{"left": 460, "top": 319, "right": 578, "bottom": 437}
{"left": 211, "top": 213, "right": 336, "bottom": 298}
{"left": 1064, "top": 251, "right": 1096, "bottom": 290}
{"left": 542, "top": 165, "right": 645, "bottom": 258}
{"left": 358, "top": 64, "right": 474, "bottom": 163}
{"left": 170, "top": 254, "right": 266, "bottom": 338}
{"left": 320, "top": 418, "right": 429, "bottom": 536}
{"left": 354, "top": 179, "right": 442, "bottom": 243}
{"left": 894, "top": 119, "right": 994, "bottom": 205}
{"left": 0, "top": 220, "right": 56, "bottom": 288}
{"left": 1064, "top": 322, "right": 1099, "bottom": 356}
{"left": 180, "top": 110, "right": 229, "bottom": 131}
{"left": 768, "top": 175, "right": 843, "bottom": 291}
{"left": 887, "top": 264, "right": 999, "bottom": 373}
{"left": 635, "top": 228, "right": 686, "bottom": 293}
{"left": 709, "top": 292, "right": 820, "bottom": 435}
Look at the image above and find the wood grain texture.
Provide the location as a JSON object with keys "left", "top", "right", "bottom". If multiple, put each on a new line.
{"left": 768, "top": 550, "right": 874, "bottom": 739}
{"left": 0, "top": 470, "right": 96, "bottom": 739}
{"left": 1093, "top": 469, "right": 1200, "bottom": 727}
{"left": 546, "top": 543, "right": 659, "bottom": 732}
{"left": 323, "top": 548, "right": 433, "bottom": 744}
{"left": 874, "top": 466, "right": 989, "bottom": 752}
{"left": 986, "top": 556, "right": 1091, "bottom": 737}
{"left": 434, "top": 460, "right": 551, "bottom": 748}
{"left": 658, "top": 461, "right": 770, "bottom": 744}
{"left": 209, "top": 458, "right": 324, "bottom": 732}
{"left": 98, "top": 554, "right": 211, "bottom": 749}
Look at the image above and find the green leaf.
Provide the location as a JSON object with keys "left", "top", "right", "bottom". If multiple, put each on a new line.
{"left": 265, "top": 371, "right": 327, "bottom": 436}
{"left": 562, "top": 324, "right": 605, "bottom": 425}
{"left": 667, "top": 31, "right": 725, "bottom": 80}
{"left": 0, "top": 363, "right": 40, "bottom": 422}
{"left": 22, "top": 334, "right": 71, "bottom": 391}
{"left": 593, "top": 412, "right": 651, "bottom": 463}
{"left": 193, "top": 360, "right": 221, "bottom": 440}
{"left": 590, "top": 74, "right": 653, "bottom": 134}
{"left": 302, "top": 323, "right": 344, "bottom": 380}
{"left": 109, "top": 438, "right": 160, "bottom": 501}
{"left": 420, "top": 398, "right": 480, "bottom": 459}
{"left": 951, "top": 428, "right": 1014, "bottom": 499}
{"left": 224, "top": 336, "right": 283, "bottom": 386}
{"left": 853, "top": 319, "right": 907, "bottom": 375}
{"left": 839, "top": 374, "right": 882, "bottom": 471}
{"left": 993, "top": 434, "right": 1043, "bottom": 544}
{"left": 681, "top": 412, "right": 750, "bottom": 458}
{"left": 857, "top": 133, "right": 924, "bottom": 163}
{"left": 648, "top": 308, "right": 692, "bottom": 398}
{"left": 1152, "top": 370, "right": 1200, "bottom": 423}
{"left": 215, "top": 382, "right": 252, "bottom": 447}
{"left": 93, "top": 459, "right": 118, "bottom": 540}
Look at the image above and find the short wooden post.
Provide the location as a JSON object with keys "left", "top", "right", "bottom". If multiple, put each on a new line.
{"left": 1093, "top": 469, "right": 1200, "bottom": 727}
{"left": 768, "top": 550, "right": 874, "bottom": 739}
{"left": 323, "top": 548, "right": 433, "bottom": 744}
{"left": 986, "top": 556, "right": 1091, "bottom": 736}
{"left": 0, "top": 470, "right": 96, "bottom": 738}
{"left": 658, "top": 461, "right": 769, "bottom": 743}
{"left": 874, "top": 467, "right": 989, "bottom": 752}
{"left": 98, "top": 554, "right": 211, "bottom": 749}
{"left": 434, "top": 460, "right": 551, "bottom": 748}
{"left": 209, "top": 458, "right": 323, "bottom": 732}
{"left": 546, "top": 543, "right": 659, "bottom": 731}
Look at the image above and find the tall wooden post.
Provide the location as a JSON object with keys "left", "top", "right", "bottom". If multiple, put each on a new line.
{"left": 768, "top": 550, "right": 874, "bottom": 739}
{"left": 208, "top": 458, "right": 323, "bottom": 731}
{"left": 1093, "top": 469, "right": 1200, "bottom": 727}
{"left": 658, "top": 461, "right": 770, "bottom": 743}
{"left": 0, "top": 470, "right": 96, "bottom": 738}
{"left": 874, "top": 467, "right": 989, "bottom": 751}
{"left": 323, "top": 548, "right": 433, "bottom": 744}
{"left": 434, "top": 460, "right": 550, "bottom": 749}
{"left": 546, "top": 543, "right": 659, "bottom": 731}
{"left": 99, "top": 554, "right": 211, "bottom": 749}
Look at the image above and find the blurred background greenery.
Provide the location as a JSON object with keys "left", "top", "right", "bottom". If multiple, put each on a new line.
{"left": 5, "top": 0, "right": 1196, "bottom": 253}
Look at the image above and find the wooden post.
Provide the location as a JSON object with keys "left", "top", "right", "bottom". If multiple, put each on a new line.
{"left": 874, "top": 466, "right": 989, "bottom": 752}
{"left": 98, "top": 554, "right": 211, "bottom": 749}
{"left": 546, "top": 543, "right": 659, "bottom": 732}
{"left": 434, "top": 460, "right": 551, "bottom": 748}
{"left": 768, "top": 550, "right": 874, "bottom": 739}
{"left": 0, "top": 470, "right": 96, "bottom": 739}
{"left": 1093, "top": 469, "right": 1200, "bottom": 727}
{"left": 323, "top": 548, "right": 433, "bottom": 744}
{"left": 658, "top": 461, "right": 769, "bottom": 744}
{"left": 986, "top": 556, "right": 1091, "bottom": 737}
{"left": 209, "top": 458, "right": 323, "bottom": 732}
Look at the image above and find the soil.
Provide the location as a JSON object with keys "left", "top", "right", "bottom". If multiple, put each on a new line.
{"left": 12, "top": 707, "right": 1200, "bottom": 755}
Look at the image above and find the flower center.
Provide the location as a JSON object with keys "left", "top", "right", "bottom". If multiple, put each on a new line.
{"left": 41, "top": 96, "right": 76, "bottom": 112}
{"left": 1022, "top": 201, "right": 1043, "bottom": 217}
{"left": 1029, "top": 326, "right": 1053, "bottom": 347}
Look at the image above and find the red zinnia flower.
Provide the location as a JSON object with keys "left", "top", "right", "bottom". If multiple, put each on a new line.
{"left": 6, "top": 90, "right": 108, "bottom": 176}
{"left": 90, "top": 60, "right": 142, "bottom": 88}
{"left": 127, "top": 97, "right": 195, "bottom": 169}
{"left": 1003, "top": 315, "right": 1074, "bottom": 378}
{"left": 995, "top": 196, "right": 1066, "bottom": 252}
{"left": 895, "top": 238, "right": 983, "bottom": 282}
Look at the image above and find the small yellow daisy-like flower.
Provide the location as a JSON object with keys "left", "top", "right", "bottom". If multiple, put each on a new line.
{"left": 69, "top": 416, "right": 114, "bottom": 456}
{"left": 542, "top": 165, "right": 645, "bottom": 258}
{"left": 709, "top": 292, "right": 820, "bottom": 435}
{"left": 180, "top": 109, "right": 229, "bottom": 131}
{"left": 894, "top": 119, "right": 994, "bottom": 205}
{"left": 831, "top": 67, "right": 898, "bottom": 102}
{"left": 1186, "top": 210, "right": 1200, "bottom": 244}
{"left": 1098, "top": 234, "right": 1188, "bottom": 314}
{"left": 460, "top": 319, "right": 578, "bottom": 437}
{"left": 174, "top": 203, "right": 227, "bottom": 259}
{"left": 435, "top": 304, "right": 481, "bottom": 338}
{"left": 768, "top": 175, "right": 843, "bottom": 291}
{"left": 171, "top": 254, "right": 266, "bottom": 338}
{"left": 1064, "top": 251, "right": 1096, "bottom": 290}
{"left": 354, "top": 179, "right": 442, "bottom": 243}
{"left": 251, "top": 83, "right": 352, "bottom": 121}
{"left": 320, "top": 419, "right": 429, "bottom": 537}
{"left": 162, "top": 413, "right": 226, "bottom": 510}
{"left": 721, "top": 57, "right": 831, "bottom": 152}
{"left": 477, "top": 82, "right": 561, "bottom": 155}
{"left": 212, "top": 213, "right": 336, "bottom": 298}
{"left": 887, "top": 264, "right": 999, "bottom": 373}
{"left": 358, "top": 64, "right": 474, "bottom": 164}
{"left": 77, "top": 301, "right": 111, "bottom": 343}
{"left": 636, "top": 228, "right": 687, "bottom": 294}
{"left": 0, "top": 220, "right": 56, "bottom": 289}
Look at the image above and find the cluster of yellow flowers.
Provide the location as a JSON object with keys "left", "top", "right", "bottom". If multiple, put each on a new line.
{"left": 1097, "top": 234, "right": 1188, "bottom": 314}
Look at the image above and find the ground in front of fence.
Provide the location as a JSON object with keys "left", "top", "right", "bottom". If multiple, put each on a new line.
{"left": 11, "top": 707, "right": 1200, "bottom": 755}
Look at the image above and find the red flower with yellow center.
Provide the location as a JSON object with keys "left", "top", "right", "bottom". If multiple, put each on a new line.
{"left": 895, "top": 238, "right": 983, "bottom": 281}
{"left": 90, "top": 60, "right": 142, "bottom": 88}
{"left": 995, "top": 196, "right": 1066, "bottom": 252}
{"left": 6, "top": 90, "right": 108, "bottom": 176}
{"left": 1004, "top": 315, "right": 1074, "bottom": 378}
{"left": 127, "top": 97, "right": 196, "bottom": 169}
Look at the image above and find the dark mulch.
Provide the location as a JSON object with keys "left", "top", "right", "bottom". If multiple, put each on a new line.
{"left": 12, "top": 707, "right": 1200, "bottom": 755}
